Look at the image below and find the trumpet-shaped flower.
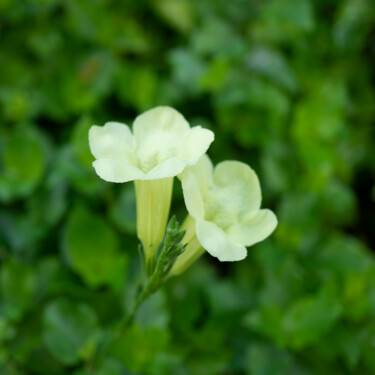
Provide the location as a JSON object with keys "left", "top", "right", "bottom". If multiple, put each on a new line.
{"left": 89, "top": 106, "right": 214, "bottom": 272}
{"left": 171, "top": 155, "right": 277, "bottom": 275}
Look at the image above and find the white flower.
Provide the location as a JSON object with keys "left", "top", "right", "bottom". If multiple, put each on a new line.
{"left": 88, "top": 106, "right": 214, "bottom": 183}
{"left": 88, "top": 106, "right": 214, "bottom": 272}
{"left": 171, "top": 155, "right": 277, "bottom": 274}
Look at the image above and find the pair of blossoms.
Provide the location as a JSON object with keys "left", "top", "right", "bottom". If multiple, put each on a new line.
{"left": 89, "top": 107, "right": 277, "bottom": 275}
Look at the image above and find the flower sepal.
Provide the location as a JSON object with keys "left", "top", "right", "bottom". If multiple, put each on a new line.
{"left": 144, "top": 216, "right": 187, "bottom": 289}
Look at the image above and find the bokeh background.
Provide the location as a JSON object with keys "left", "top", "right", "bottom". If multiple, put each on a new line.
{"left": 1, "top": 0, "right": 375, "bottom": 374}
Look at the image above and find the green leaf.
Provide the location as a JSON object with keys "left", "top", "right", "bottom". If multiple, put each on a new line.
{"left": 0, "top": 126, "right": 46, "bottom": 202}
{"left": 151, "top": 0, "right": 195, "bottom": 33}
{"left": 317, "top": 234, "right": 372, "bottom": 274}
{"left": 43, "top": 298, "right": 99, "bottom": 365}
{"left": 214, "top": 76, "right": 290, "bottom": 148}
{"left": 116, "top": 65, "right": 158, "bottom": 111}
{"left": 206, "top": 280, "right": 248, "bottom": 313}
{"left": 12, "top": 323, "right": 66, "bottom": 375}
{"left": 191, "top": 17, "right": 246, "bottom": 58}
{"left": 74, "top": 358, "right": 123, "bottom": 375}
{"left": 27, "top": 175, "right": 68, "bottom": 229}
{"left": 200, "top": 58, "right": 230, "bottom": 92}
{"left": 0, "top": 88, "right": 40, "bottom": 122}
{"left": 136, "top": 290, "right": 169, "bottom": 330}
{"left": 65, "top": 205, "right": 127, "bottom": 291}
{"left": 333, "top": 0, "right": 375, "bottom": 52}
{"left": 246, "top": 46, "right": 298, "bottom": 93}
{"left": 71, "top": 115, "right": 95, "bottom": 167}
{"left": 54, "top": 147, "right": 104, "bottom": 196}
{"left": 168, "top": 48, "right": 207, "bottom": 95}
{"left": 291, "top": 79, "right": 348, "bottom": 181}
{"left": 111, "top": 324, "right": 170, "bottom": 373}
{"left": 109, "top": 184, "right": 137, "bottom": 235}
{"left": 0, "top": 259, "right": 37, "bottom": 322}
{"left": 244, "top": 305, "right": 284, "bottom": 345}
{"left": 245, "top": 342, "right": 293, "bottom": 375}
{"left": 35, "top": 257, "right": 61, "bottom": 300}
{"left": 255, "top": 0, "right": 315, "bottom": 41}
{"left": 343, "top": 272, "right": 372, "bottom": 322}
{"left": 283, "top": 285, "right": 342, "bottom": 349}
{"left": 319, "top": 180, "right": 357, "bottom": 226}
{"left": 0, "top": 210, "right": 44, "bottom": 253}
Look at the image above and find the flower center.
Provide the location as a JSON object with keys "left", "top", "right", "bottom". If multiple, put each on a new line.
{"left": 204, "top": 186, "right": 237, "bottom": 231}
{"left": 135, "top": 130, "right": 180, "bottom": 173}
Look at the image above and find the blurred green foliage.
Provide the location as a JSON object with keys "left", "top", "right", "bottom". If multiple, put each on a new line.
{"left": 1, "top": 0, "right": 375, "bottom": 374}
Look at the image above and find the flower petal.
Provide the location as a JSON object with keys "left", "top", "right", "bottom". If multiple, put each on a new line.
{"left": 133, "top": 106, "right": 190, "bottom": 144}
{"left": 133, "top": 107, "right": 192, "bottom": 173}
{"left": 213, "top": 161, "right": 262, "bottom": 213}
{"left": 227, "top": 209, "right": 278, "bottom": 246}
{"left": 178, "top": 126, "right": 214, "bottom": 164}
{"left": 89, "top": 122, "right": 134, "bottom": 161}
{"left": 181, "top": 169, "right": 205, "bottom": 219}
{"left": 182, "top": 154, "right": 213, "bottom": 196}
{"left": 143, "top": 157, "right": 187, "bottom": 180}
{"left": 196, "top": 220, "right": 247, "bottom": 261}
{"left": 92, "top": 159, "right": 144, "bottom": 183}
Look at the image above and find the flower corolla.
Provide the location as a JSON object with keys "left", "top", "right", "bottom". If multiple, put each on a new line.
{"left": 171, "top": 155, "right": 277, "bottom": 274}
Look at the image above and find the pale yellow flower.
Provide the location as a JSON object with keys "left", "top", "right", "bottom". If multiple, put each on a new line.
{"left": 89, "top": 106, "right": 214, "bottom": 272}
{"left": 171, "top": 155, "right": 277, "bottom": 274}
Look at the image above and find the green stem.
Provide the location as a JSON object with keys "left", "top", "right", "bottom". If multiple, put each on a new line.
{"left": 91, "top": 216, "right": 185, "bottom": 372}
{"left": 92, "top": 253, "right": 165, "bottom": 367}
{"left": 90, "top": 281, "right": 153, "bottom": 372}
{"left": 115, "top": 285, "right": 150, "bottom": 335}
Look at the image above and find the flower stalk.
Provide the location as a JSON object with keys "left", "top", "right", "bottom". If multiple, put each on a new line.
{"left": 90, "top": 216, "right": 186, "bottom": 371}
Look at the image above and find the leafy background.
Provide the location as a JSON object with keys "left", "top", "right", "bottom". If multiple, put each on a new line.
{"left": 1, "top": 0, "right": 375, "bottom": 374}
